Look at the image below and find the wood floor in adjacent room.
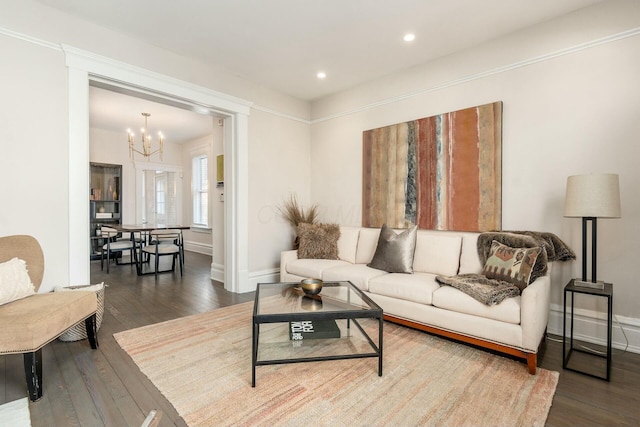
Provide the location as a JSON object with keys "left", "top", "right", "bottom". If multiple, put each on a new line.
{"left": 1, "top": 251, "right": 638, "bottom": 426}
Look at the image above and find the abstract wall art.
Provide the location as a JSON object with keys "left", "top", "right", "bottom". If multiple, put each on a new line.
{"left": 362, "top": 101, "right": 502, "bottom": 232}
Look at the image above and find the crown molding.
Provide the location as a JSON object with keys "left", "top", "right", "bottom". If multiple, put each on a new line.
{"left": 0, "top": 26, "right": 60, "bottom": 51}
{"left": 2, "top": 24, "right": 639, "bottom": 126}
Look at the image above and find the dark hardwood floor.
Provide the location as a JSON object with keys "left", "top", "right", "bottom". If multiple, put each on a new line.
{"left": 1, "top": 252, "right": 638, "bottom": 426}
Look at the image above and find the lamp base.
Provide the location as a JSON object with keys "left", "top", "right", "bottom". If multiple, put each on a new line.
{"left": 573, "top": 279, "right": 605, "bottom": 290}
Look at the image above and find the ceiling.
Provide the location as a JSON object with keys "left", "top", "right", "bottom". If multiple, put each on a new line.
{"left": 89, "top": 85, "right": 216, "bottom": 143}
{"left": 41, "top": 0, "right": 602, "bottom": 102}
{"left": 50, "top": 0, "right": 603, "bottom": 142}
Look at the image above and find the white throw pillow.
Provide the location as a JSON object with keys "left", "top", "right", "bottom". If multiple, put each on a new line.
{"left": 0, "top": 257, "right": 36, "bottom": 306}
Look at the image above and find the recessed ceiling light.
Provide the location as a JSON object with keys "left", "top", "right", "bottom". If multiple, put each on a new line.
{"left": 403, "top": 33, "right": 415, "bottom": 42}
{"left": 317, "top": 71, "right": 327, "bottom": 79}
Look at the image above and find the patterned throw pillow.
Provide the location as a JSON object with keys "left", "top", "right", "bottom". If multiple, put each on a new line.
{"left": 367, "top": 224, "right": 418, "bottom": 273}
{"left": 482, "top": 240, "right": 542, "bottom": 291}
{"left": 297, "top": 223, "right": 341, "bottom": 260}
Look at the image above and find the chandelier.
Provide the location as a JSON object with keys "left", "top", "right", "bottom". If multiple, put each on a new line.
{"left": 128, "top": 112, "right": 164, "bottom": 160}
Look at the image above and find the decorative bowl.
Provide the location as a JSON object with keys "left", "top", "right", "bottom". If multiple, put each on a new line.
{"left": 300, "top": 278, "right": 323, "bottom": 295}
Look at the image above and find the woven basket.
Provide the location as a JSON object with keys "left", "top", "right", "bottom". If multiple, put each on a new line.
{"left": 57, "top": 283, "right": 105, "bottom": 342}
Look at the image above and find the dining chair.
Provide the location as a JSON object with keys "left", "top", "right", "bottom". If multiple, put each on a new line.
{"left": 100, "top": 226, "right": 136, "bottom": 273}
{"left": 141, "top": 229, "right": 183, "bottom": 280}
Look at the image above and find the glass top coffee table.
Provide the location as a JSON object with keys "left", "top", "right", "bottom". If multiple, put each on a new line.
{"left": 252, "top": 281, "right": 383, "bottom": 387}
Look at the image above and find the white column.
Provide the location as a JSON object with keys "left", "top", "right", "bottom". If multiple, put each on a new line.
{"left": 68, "top": 67, "right": 90, "bottom": 284}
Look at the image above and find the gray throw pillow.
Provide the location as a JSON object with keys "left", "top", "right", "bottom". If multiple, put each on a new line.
{"left": 367, "top": 224, "right": 417, "bottom": 273}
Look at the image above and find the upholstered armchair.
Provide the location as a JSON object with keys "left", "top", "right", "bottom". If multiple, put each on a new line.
{"left": 0, "top": 235, "right": 98, "bottom": 401}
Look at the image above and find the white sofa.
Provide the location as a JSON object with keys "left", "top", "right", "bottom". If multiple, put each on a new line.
{"left": 280, "top": 226, "right": 551, "bottom": 374}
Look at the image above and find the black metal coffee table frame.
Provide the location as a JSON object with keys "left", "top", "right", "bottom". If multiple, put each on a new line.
{"left": 252, "top": 281, "right": 383, "bottom": 387}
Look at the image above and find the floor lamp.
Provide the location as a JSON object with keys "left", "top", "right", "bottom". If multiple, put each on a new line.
{"left": 564, "top": 173, "right": 621, "bottom": 290}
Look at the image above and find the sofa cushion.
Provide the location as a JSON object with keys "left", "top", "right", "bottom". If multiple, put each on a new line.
{"left": 297, "top": 223, "right": 340, "bottom": 260}
{"left": 337, "top": 226, "right": 360, "bottom": 263}
{"left": 458, "top": 233, "right": 483, "bottom": 274}
{"left": 432, "top": 285, "right": 521, "bottom": 324}
{"left": 369, "top": 272, "right": 439, "bottom": 305}
{"left": 355, "top": 228, "right": 381, "bottom": 264}
{"left": 413, "top": 232, "right": 462, "bottom": 276}
{"left": 482, "top": 240, "right": 541, "bottom": 291}
{"left": 0, "top": 257, "right": 35, "bottom": 306}
{"left": 367, "top": 225, "right": 417, "bottom": 273}
{"left": 286, "top": 258, "right": 350, "bottom": 280}
{"left": 322, "top": 264, "right": 388, "bottom": 292}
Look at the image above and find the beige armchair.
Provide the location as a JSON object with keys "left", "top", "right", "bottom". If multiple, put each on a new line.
{"left": 0, "top": 235, "right": 98, "bottom": 401}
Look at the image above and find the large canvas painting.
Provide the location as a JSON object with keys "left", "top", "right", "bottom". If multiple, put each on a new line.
{"left": 362, "top": 101, "right": 502, "bottom": 232}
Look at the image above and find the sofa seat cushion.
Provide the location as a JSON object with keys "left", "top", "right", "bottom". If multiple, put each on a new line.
{"left": 368, "top": 272, "right": 439, "bottom": 305}
{"left": 0, "top": 291, "right": 97, "bottom": 353}
{"left": 431, "top": 286, "right": 521, "bottom": 324}
{"left": 286, "top": 259, "right": 350, "bottom": 280}
{"left": 322, "top": 264, "right": 388, "bottom": 291}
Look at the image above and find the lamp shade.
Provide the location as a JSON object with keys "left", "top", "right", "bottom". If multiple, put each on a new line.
{"left": 564, "top": 173, "right": 621, "bottom": 218}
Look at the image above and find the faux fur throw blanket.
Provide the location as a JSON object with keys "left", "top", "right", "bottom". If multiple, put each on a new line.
{"left": 436, "top": 274, "right": 520, "bottom": 306}
{"left": 478, "top": 231, "right": 576, "bottom": 263}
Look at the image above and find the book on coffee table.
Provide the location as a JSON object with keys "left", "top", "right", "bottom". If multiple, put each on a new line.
{"left": 289, "top": 319, "right": 341, "bottom": 340}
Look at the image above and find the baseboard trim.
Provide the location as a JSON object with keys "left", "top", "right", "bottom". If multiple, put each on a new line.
{"left": 548, "top": 303, "right": 640, "bottom": 354}
{"left": 210, "top": 265, "right": 279, "bottom": 293}
{"left": 183, "top": 241, "right": 212, "bottom": 256}
{"left": 210, "top": 262, "right": 224, "bottom": 283}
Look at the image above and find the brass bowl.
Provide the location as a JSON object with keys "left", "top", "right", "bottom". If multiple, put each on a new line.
{"left": 300, "top": 278, "right": 323, "bottom": 295}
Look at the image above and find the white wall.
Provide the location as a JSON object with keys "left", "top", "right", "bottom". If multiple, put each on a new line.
{"left": 0, "top": 35, "right": 69, "bottom": 289}
{"left": 0, "top": 0, "right": 311, "bottom": 292}
{"left": 310, "top": 0, "right": 640, "bottom": 351}
{"left": 248, "top": 109, "right": 311, "bottom": 278}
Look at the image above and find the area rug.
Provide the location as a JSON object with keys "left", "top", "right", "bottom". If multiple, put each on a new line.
{"left": 114, "top": 302, "right": 558, "bottom": 427}
{"left": 0, "top": 397, "right": 31, "bottom": 427}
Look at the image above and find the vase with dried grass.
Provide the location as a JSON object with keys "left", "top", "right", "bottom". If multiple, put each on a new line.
{"left": 278, "top": 193, "right": 318, "bottom": 248}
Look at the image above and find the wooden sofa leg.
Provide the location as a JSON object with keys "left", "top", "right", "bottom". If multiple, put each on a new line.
{"left": 526, "top": 353, "right": 537, "bottom": 375}
{"left": 24, "top": 349, "right": 43, "bottom": 402}
{"left": 85, "top": 314, "right": 99, "bottom": 349}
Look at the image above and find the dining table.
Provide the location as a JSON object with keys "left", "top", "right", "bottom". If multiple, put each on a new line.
{"left": 112, "top": 224, "right": 190, "bottom": 275}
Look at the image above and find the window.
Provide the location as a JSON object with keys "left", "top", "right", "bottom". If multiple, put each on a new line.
{"left": 192, "top": 154, "right": 209, "bottom": 227}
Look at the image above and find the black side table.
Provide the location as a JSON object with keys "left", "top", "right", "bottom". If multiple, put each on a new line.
{"left": 562, "top": 279, "right": 613, "bottom": 381}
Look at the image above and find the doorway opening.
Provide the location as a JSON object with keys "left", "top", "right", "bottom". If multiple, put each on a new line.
{"left": 66, "top": 46, "right": 251, "bottom": 292}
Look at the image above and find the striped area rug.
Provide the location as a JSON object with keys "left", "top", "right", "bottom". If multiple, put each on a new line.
{"left": 114, "top": 302, "right": 558, "bottom": 427}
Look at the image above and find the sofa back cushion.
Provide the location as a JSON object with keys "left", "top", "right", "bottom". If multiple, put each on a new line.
{"left": 355, "top": 228, "right": 381, "bottom": 264}
{"left": 337, "top": 226, "right": 360, "bottom": 263}
{"left": 458, "top": 232, "right": 483, "bottom": 274}
{"left": 412, "top": 231, "right": 462, "bottom": 276}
